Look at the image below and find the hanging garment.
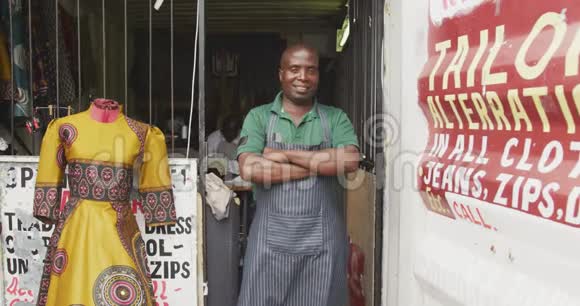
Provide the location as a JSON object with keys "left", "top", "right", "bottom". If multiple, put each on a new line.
{"left": 0, "top": 0, "right": 31, "bottom": 116}
{"left": 59, "top": 6, "right": 78, "bottom": 93}
{"left": 237, "top": 108, "right": 348, "bottom": 306}
{"left": 0, "top": 30, "right": 14, "bottom": 101}
{"left": 205, "top": 172, "right": 233, "bottom": 221}
{"left": 33, "top": 103, "right": 176, "bottom": 306}
{"left": 30, "top": 0, "right": 76, "bottom": 107}
{"left": 0, "top": 31, "right": 9, "bottom": 78}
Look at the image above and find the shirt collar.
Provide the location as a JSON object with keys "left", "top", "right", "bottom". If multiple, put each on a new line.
{"left": 270, "top": 91, "right": 319, "bottom": 120}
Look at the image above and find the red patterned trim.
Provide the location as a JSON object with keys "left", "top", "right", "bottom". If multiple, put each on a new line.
{"left": 33, "top": 185, "right": 63, "bottom": 223}
{"left": 36, "top": 197, "right": 81, "bottom": 306}
{"left": 132, "top": 235, "right": 153, "bottom": 280}
{"left": 111, "top": 203, "right": 133, "bottom": 257}
{"left": 139, "top": 188, "right": 177, "bottom": 226}
{"left": 56, "top": 144, "right": 66, "bottom": 169}
{"left": 68, "top": 161, "right": 133, "bottom": 202}
{"left": 111, "top": 202, "right": 154, "bottom": 304}
{"left": 125, "top": 117, "right": 148, "bottom": 158}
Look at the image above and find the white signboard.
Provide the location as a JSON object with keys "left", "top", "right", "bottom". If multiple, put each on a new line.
{"left": 0, "top": 157, "right": 200, "bottom": 306}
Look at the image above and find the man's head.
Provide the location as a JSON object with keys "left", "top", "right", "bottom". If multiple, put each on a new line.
{"left": 278, "top": 44, "right": 320, "bottom": 106}
{"left": 221, "top": 114, "right": 241, "bottom": 143}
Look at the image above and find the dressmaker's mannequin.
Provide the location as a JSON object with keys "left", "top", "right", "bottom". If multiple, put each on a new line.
{"left": 90, "top": 98, "right": 120, "bottom": 123}
{"left": 34, "top": 96, "right": 176, "bottom": 306}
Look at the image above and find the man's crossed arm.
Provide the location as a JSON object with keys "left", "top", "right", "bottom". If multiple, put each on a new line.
{"left": 238, "top": 145, "right": 360, "bottom": 185}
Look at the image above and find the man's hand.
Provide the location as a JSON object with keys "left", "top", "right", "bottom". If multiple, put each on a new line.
{"left": 262, "top": 147, "right": 289, "bottom": 164}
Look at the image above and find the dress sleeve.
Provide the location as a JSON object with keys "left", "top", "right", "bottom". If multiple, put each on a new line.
{"left": 139, "top": 126, "right": 177, "bottom": 227}
{"left": 34, "top": 120, "right": 66, "bottom": 224}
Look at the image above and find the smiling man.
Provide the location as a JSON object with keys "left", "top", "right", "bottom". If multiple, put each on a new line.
{"left": 236, "top": 44, "right": 360, "bottom": 306}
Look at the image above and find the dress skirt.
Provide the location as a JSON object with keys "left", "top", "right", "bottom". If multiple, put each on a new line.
{"left": 39, "top": 197, "right": 153, "bottom": 306}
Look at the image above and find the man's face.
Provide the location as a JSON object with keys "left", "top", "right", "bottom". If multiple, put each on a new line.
{"left": 222, "top": 120, "right": 240, "bottom": 143}
{"left": 279, "top": 48, "right": 319, "bottom": 105}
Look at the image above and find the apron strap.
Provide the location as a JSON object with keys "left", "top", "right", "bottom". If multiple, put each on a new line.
{"left": 317, "top": 106, "right": 332, "bottom": 146}
{"left": 266, "top": 112, "right": 278, "bottom": 144}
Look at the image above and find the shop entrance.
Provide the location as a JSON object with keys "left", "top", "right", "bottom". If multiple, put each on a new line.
{"left": 203, "top": 8, "right": 347, "bottom": 306}
{"left": 199, "top": 2, "right": 384, "bottom": 306}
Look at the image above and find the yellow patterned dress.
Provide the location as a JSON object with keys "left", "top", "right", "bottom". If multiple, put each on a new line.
{"left": 33, "top": 105, "right": 176, "bottom": 306}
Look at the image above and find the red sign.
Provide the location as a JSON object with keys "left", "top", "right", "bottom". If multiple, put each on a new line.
{"left": 418, "top": 0, "right": 580, "bottom": 227}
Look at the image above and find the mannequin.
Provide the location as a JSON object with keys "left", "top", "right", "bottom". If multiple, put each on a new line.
{"left": 90, "top": 98, "right": 121, "bottom": 123}
{"left": 33, "top": 97, "right": 176, "bottom": 306}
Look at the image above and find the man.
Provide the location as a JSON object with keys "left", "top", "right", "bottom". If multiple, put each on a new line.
{"left": 236, "top": 44, "right": 360, "bottom": 306}
{"left": 207, "top": 114, "right": 241, "bottom": 159}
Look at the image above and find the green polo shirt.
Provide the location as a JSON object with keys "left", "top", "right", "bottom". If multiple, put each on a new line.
{"left": 237, "top": 92, "right": 359, "bottom": 157}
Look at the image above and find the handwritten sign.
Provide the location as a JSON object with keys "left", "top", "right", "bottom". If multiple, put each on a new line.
{"left": 0, "top": 157, "right": 199, "bottom": 305}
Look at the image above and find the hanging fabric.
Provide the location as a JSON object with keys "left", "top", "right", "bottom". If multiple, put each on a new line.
{"left": 0, "top": 30, "right": 14, "bottom": 102}
{"left": 30, "top": 0, "right": 76, "bottom": 108}
{"left": 0, "top": 0, "right": 31, "bottom": 117}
